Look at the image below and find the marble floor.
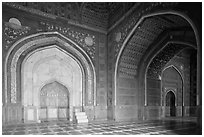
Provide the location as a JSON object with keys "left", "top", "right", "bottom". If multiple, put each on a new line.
{"left": 2, "top": 117, "right": 201, "bottom": 135}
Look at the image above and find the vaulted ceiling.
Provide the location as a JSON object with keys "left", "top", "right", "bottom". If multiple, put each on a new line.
{"left": 118, "top": 14, "right": 196, "bottom": 79}
{"left": 147, "top": 43, "right": 186, "bottom": 79}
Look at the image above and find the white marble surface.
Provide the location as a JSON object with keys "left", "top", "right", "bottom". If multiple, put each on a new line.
{"left": 27, "top": 109, "right": 34, "bottom": 121}
{"left": 22, "top": 46, "right": 83, "bottom": 121}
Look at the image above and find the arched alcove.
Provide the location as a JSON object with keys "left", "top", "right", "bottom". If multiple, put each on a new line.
{"left": 3, "top": 32, "right": 96, "bottom": 124}
{"left": 162, "top": 66, "right": 183, "bottom": 117}
{"left": 22, "top": 46, "right": 83, "bottom": 122}
{"left": 165, "top": 91, "right": 176, "bottom": 117}
{"left": 40, "top": 81, "right": 69, "bottom": 121}
{"left": 114, "top": 11, "right": 198, "bottom": 121}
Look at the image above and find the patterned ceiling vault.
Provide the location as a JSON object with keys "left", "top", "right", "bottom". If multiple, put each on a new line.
{"left": 113, "top": 3, "right": 178, "bottom": 56}
{"left": 12, "top": 2, "right": 80, "bottom": 20}
{"left": 4, "top": 2, "right": 57, "bottom": 19}
{"left": 81, "top": 3, "right": 108, "bottom": 29}
{"left": 118, "top": 14, "right": 192, "bottom": 79}
{"left": 147, "top": 43, "right": 186, "bottom": 79}
{"left": 3, "top": 2, "right": 136, "bottom": 30}
{"left": 107, "top": 2, "right": 136, "bottom": 28}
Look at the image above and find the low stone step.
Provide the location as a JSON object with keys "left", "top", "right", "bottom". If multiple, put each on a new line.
{"left": 77, "top": 118, "right": 88, "bottom": 123}
{"left": 75, "top": 112, "right": 88, "bottom": 123}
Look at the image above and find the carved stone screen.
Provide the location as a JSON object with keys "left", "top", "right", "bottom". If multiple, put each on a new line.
{"left": 40, "top": 81, "right": 69, "bottom": 121}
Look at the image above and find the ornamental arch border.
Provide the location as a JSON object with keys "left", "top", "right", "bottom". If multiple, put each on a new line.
{"left": 4, "top": 32, "right": 96, "bottom": 106}
{"left": 114, "top": 10, "right": 200, "bottom": 106}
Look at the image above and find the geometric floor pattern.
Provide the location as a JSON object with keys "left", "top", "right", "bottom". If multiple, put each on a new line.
{"left": 2, "top": 118, "right": 201, "bottom": 135}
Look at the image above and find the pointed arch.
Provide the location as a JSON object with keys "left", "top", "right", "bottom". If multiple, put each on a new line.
{"left": 162, "top": 65, "right": 184, "bottom": 83}
{"left": 161, "top": 65, "right": 184, "bottom": 105}
{"left": 114, "top": 10, "right": 199, "bottom": 107}
{"left": 161, "top": 65, "right": 184, "bottom": 117}
{"left": 165, "top": 90, "right": 176, "bottom": 116}
{"left": 4, "top": 32, "right": 96, "bottom": 106}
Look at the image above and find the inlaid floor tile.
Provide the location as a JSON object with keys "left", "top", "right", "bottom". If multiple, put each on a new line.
{"left": 2, "top": 118, "right": 200, "bottom": 135}
{"left": 13, "top": 131, "right": 26, "bottom": 135}
{"left": 2, "top": 132, "right": 13, "bottom": 135}
{"left": 112, "top": 132, "right": 129, "bottom": 135}
{"left": 56, "top": 132, "right": 69, "bottom": 135}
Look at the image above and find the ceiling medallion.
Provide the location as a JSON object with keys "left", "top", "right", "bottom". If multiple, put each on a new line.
{"left": 180, "top": 65, "right": 184, "bottom": 70}
{"left": 8, "top": 18, "right": 22, "bottom": 29}
{"left": 85, "top": 36, "right": 94, "bottom": 46}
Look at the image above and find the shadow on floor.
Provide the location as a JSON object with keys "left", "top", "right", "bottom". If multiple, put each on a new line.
{"left": 160, "top": 117, "right": 201, "bottom": 135}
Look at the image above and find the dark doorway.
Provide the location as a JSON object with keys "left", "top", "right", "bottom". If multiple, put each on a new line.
{"left": 166, "top": 91, "right": 176, "bottom": 117}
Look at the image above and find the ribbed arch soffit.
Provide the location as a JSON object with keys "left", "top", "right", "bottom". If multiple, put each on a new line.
{"left": 118, "top": 13, "right": 195, "bottom": 79}
{"left": 146, "top": 44, "right": 195, "bottom": 80}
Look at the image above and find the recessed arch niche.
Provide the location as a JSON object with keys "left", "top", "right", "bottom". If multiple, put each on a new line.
{"left": 22, "top": 46, "right": 83, "bottom": 122}
{"left": 39, "top": 81, "right": 70, "bottom": 121}
{"left": 113, "top": 10, "right": 199, "bottom": 121}
{"left": 161, "top": 66, "right": 183, "bottom": 117}
{"left": 4, "top": 32, "right": 96, "bottom": 123}
{"left": 165, "top": 90, "right": 176, "bottom": 117}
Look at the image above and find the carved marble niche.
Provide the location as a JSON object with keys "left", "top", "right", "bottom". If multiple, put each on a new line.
{"left": 22, "top": 46, "right": 83, "bottom": 122}
{"left": 6, "top": 33, "right": 95, "bottom": 104}
{"left": 4, "top": 33, "right": 96, "bottom": 124}
{"left": 40, "top": 81, "right": 69, "bottom": 121}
